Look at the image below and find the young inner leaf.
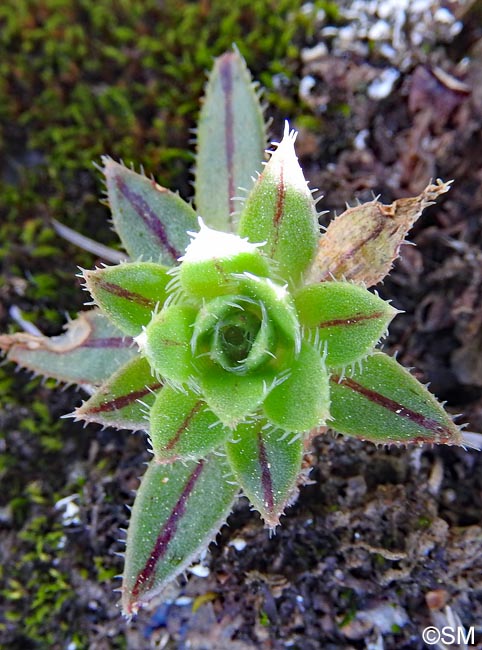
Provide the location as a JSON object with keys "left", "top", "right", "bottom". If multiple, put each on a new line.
{"left": 216, "top": 313, "right": 259, "bottom": 363}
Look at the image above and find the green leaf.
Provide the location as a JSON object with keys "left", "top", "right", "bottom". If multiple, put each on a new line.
{"left": 329, "top": 351, "right": 462, "bottom": 445}
{"left": 150, "top": 387, "right": 229, "bottom": 462}
{"left": 0, "top": 310, "right": 136, "bottom": 386}
{"left": 103, "top": 158, "right": 198, "bottom": 265}
{"left": 226, "top": 419, "right": 303, "bottom": 527}
{"left": 235, "top": 273, "right": 300, "bottom": 353}
{"left": 179, "top": 221, "right": 270, "bottom": 299}
{"left": 122, "top": 455, "right": 237, "bottom": 616}
{"left": 192, "top": 293, "right": 276, "bottom": 375}
{"left": 84, "top": 262, "right": 171, "bottom": 336}
{"left": 238, "top": 124, "right": 319, "bottom": 287}
{"left": 199, "top": 368, "right": 275, "bottom": 429}
{"left": 139, "top": 304, "right": 197, "bottom": 385}
{"left": 195, "top": 48, "right": 265, "bottom": 232}
{"left": 263, "top": 341, "right": 330, "bottom": 432}
{"left": 74, "top": 357, "right": 162, "bottom": 430}
{"left": 295, "top": 282, "right": 397, "bottom": 367}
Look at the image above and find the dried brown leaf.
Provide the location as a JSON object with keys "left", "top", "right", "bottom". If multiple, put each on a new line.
{"left": 0, "top": 310, "right": 135, "bottom": 385}
{"left": 308, "top": 179, "right": 452, "bottom": 287}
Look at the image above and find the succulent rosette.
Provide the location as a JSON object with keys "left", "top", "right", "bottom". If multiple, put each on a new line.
{"left": 0, "top": 50, "right": 463, "bottom": 616}
{"left": 77, "top": 120, "right": 460, "bottom": 614}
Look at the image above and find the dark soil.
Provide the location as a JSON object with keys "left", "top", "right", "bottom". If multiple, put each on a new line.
{"left": 1, "top": 2, "right": 482, "bottom": 649}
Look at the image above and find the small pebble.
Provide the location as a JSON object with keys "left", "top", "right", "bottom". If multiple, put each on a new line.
{"left": 188, "top": 564, "right": 210, "bottom": 578}
{"left": 299, "top": 75, "right": 316, "bottom": 100}
{"left": 354, "top": 129, "right": 369, "bottom": 150}
{"left": 367, "top": 68, "right": 400, "bottom": 100}
{"left": 368, "top": 20, "right": 391, "bottom": 41}
{"left": 301, "top": 43, "right": 328, "bottom": 63}
{"left": 229, "top": 537, "right": 247, "bottom": 551}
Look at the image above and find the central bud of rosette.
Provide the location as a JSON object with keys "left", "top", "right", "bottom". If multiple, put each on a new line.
{"left": 136, "top": 221, "right": 301, "bottom": 428}
{"left": 193, "top": 294, "right": 274, "bottom": 374}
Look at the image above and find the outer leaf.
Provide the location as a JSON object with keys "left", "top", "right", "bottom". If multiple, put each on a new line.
{"left": 195, "top": 49, "right": 265, "bottom": 232}
{"left": 138, "top": 304, "right": 197, "bottom": 384}
{"left": 122, "top": 455, "right": 237, "bottom": 616}
{"left": 263, "top": 341, "right": 330, "bottom": 432}
{"left": 307, "top": 180, "right": 452, "bottom": 287}
{"left": 150, "top": 387, "right": 229, "bottom": 462}
{"left": 238, "top": 124, "right": 319, "bottom": 286}
{"left": 103, "top": 158, "right": 198, "bottom": 265}
{"left": 329, "top": 351, "right": 462, "bottom": 445}
{"left": 84, "top": 262, "right": 171, "bottom": 336}
{"left": 295, "top": 282, "right": 397, "bottom": 367}
{"left": 74, "top": 357, "right": 162, "bottom": 430}
{"left": 199, "top": 368, "right": 275, "bottom": 429}
{"left": 226, "top": 419, "right": 303, "bottom": 527}
{"left": 0, "top": 310, "right": 135, "bottom": 386}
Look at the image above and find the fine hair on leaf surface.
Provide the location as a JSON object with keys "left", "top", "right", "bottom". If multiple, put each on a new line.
{"left": 0, "top": 47, "right": 469, "bottom": 617}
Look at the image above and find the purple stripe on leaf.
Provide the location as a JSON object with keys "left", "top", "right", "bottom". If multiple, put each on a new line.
{"left": 96, "top": 279, "right": 156, "bottom": 309}
{"left": 318, "top": 312, "right": 384, "bottom": 329}
{"left": 257, "top": 429, "right": 274, "bottom": 512}
{"left": 83, "top": 337, "right": 133, "bottom": 349}
{"left": 116, "top": 175, "right": 180, "bottom": 262}
{"left": 131, "top": 461, "right": 205, "bottom": 602}
{"left": 165, "top": 401, "right": 204, "bottom": 452}
{"left": 87, "top": 382, "right": 162, "bottom": 414}
{"left": 219, "top": 53, "right": 235, "bottom": 226}
{"left": 331, "top": 374, "right": 453, "bottom": 441}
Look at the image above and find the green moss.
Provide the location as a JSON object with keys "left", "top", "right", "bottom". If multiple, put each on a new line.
{"left": 94, "top": 556, "right": 120, "bottom": 583}
{"left": 318, "top": 1, "right": 340, "bottom": 21}
{"left": 259, "top": 610, "right": 270, "bottom": 626}
{"left": 2, "top": 517, "right": 72, "bottom": 644}
{"left": 338, "top": 588, "right": 359, "bottom": 627}
{"left": 0, "top": 367, "right": 14, "bottom": 395}
{"left": 0, "top": 0, "right": 315, "bottom": 187}
{"left": 416, "top": 515, "right": 432, "bottom": 529}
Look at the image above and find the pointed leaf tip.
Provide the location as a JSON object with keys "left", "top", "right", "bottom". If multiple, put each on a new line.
{"left": 195, "top": 49, "right": 266, "bottom": 232}
{"left": 308, "top": 180, "right": 452, "bottom": 287}
{"left": 103, "top": 159, "right": 197, "bottom": 265}
{"left": 122, "top": 455, "right": 237, "bottom": 615}
{"left": 75, "top": 356, "right": 162, "bottom": 430}
{"left": 295, "top": 282, "right": 397, "bottom": 367}
{"left": 84, "top": 262, "right": 171, "bottom": 336}
{"left": 238, "top": 124, "right": 319, "bottom": 286}
{"left": 179, "top": 220, "right": 270, "bottom": 298}
{"left": 226, "top": 419, "right": 303, "bottom": 527}
{"left": 329, "top": 352, "right": 463, "bottom": 446}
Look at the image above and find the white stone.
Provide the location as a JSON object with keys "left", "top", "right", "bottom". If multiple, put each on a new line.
{"left": 367, "top": 68, "right": 400, "bottom": 100}
{"left": 229, "top": 537, "right": 247, "bottom": 551}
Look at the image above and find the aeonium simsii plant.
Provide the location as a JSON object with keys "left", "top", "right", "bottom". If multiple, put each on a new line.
{"left": 0, "top": 49, "right": 465, "bottom": 616}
